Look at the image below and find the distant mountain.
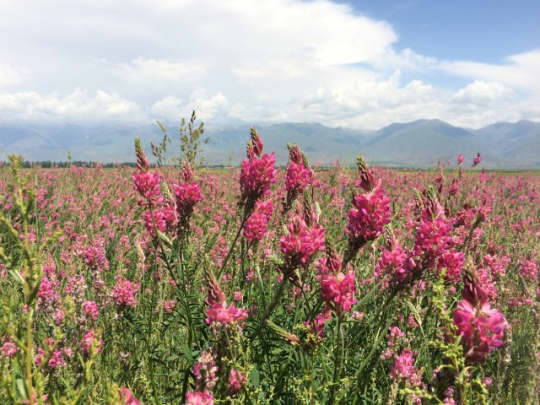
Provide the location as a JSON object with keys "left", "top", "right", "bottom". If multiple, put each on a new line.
{"left": 0, "top": 119, "right": 539, "bottom": 168}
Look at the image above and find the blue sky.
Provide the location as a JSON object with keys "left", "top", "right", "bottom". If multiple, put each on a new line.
{"left": 0, "top": 0, "right": 538, "bottom": 129}
{"left": 347, "top": 0, "right": 540, "bottom": 62}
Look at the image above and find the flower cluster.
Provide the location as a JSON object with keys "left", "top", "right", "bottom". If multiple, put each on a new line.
{"left": 280, "top": 214, "right": 325, "bottom": 268}
{"left": 285, "top": 144, "right": 313, "bottom": 207}
{"left": 346, "top": 179, "right": 391, "bottom": 246}
{"left": 317, "top": 252, "right": 357, "bottom": 313}
{"left": 132, "top": 171, "right": 162, "bottom": 205}
{"left": 243, "top": 199, "right": 273, "bottom": 243}
{"left": 205, "top": 272, "right": 248, "bottom": 327}
{"left": 112, "top": 278, "right": 140, "bottom": 308}
{"left": 453, "top": 299, "right": 507, "bottom": 362}
{"left": 239, "top": 129, "right": 276, "bottom": 208}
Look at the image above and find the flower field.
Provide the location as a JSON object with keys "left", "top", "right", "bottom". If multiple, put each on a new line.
{"left": 0, "top": 129, "right": 538, "bottom": 404}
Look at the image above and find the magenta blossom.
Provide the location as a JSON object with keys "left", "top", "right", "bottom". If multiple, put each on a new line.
{"left": 185, "top": 391, "right": 214, "bottom": 405}
{"left": 112, "top": 278, "right": 140, "bottom": 308}
{"left": 453, "top": 299, "right": 507, "bottom": 362}
{"left": 243, "top": 199, "right": 273, "bottom": 243}
{"left": 280, "top": 214, "right": 325, "bottom": 267}
{"left": 346, "top": 179, "right": 391, "bottom": 244}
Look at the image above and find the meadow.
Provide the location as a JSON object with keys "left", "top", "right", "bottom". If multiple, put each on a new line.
{"left": 0, "top": 129, "right": 538, "bottom": 404}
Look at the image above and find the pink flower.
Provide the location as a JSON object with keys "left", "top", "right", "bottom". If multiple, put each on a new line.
{"left": 81, "top": 330, "right": 103, "bottom": 355}
{"left": 280, "top": 214, "right": 325, "bottom": 267}
{"left": 243, "top": 199, "right": 273, "bottom": 243}
{"left": 192, "top": 350, "right": 218, "bottom": 391}
{"left": 320, "top": 271, "right": 357, "bottom": 313}
{"left": 390, "top": 349, "right": 416, "bottom": 380}
{"left": 457, "top": 154, "right": 464, "bottom": 165}
{"left": 84, "top": 245, "right": 109, "bottom": 271}
{"left": 112, "top": 278, "right": 140, "bottom": 308}
{"left": 82, "top": 300, "right": 100, "bottom": 321}
{"left": 205, "top": 273, "right": 248, "bottom": 327}
{"left": 240, "top": 153, "right": 276, "bottom": 204}
{"left": 520, "top": 259, "right": 538, "bottom": 280}
{"left": 318, "top": 252, "right": 357, "bottom": 313}
{"left": 119, "top": 387, "right": 141, "bottom": 405}
{"left": 185, "top": 391, "right": 213, "bottom": 405}
{"left": 346, "top": 179, "right": 391, "bottom": 244}
{"left": 1, "top": 341, "right": 18, "bottom": 358}
{"left": 453, "top": 299, "right": 507, "bottom": 362}
{"left": 286, "top": 157, "right": 313, "bottom": 195}
{"left": 144, "top": 205, "right": 177, "bottom": 235}
{"left": 48, "top": 349, "right": 66, "bottom": 369}
{"left": 375, "top": 242, "right": 410, "bottom": 286}
{"left": 132, "top": 171, "right": 162, "bottom": 204}
{"left": 228, "top": 368, "right": 246, "bottom": 394}
{"left": 174, "top": 182, "right": 203, "bottom": 218}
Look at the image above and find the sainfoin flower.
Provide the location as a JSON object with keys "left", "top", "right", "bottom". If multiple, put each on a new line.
{"left": 112, "top": 278, "right": 140, "bottom": 308}
{"left": 185, "top": 391, "right": 214, "bottom": 405}
{"left": 239, "top": 153, "right": 276, "bottom": 204}
{"left": 132, "top": 171, "right": 162, "bottom": 204}
{"left": 317, "top": 252, "right": 357, "bottom": 313}
{"left": 243, "top": 199, "right": 273, "bottom": 243}
{"left": 280, "top": 214, "right": 325, "bottom": 267}
{"left": 119, "top": 386, "right": 141, "bottom": 405}
{"left": 375, "top": 242, "right": 410, "bottom": 286}
{"left": 1, "top": 341, "right": 18, "bottom": 358}
{"left": 453, "top": 299, "right": 507, "bottom": 362}
{"left": 81, "top": 330, "right": 103, "bottom": 355}
{"left": 239, "top": 128, "right": 276, "bottom": 207}
{"left": 346, "top": 179, "right": 391, "bottom": 244}
{"left": 285, "top": 144, "right": 313, "bottom": 195}
{"left": 205, "top": 272, "right": 248, "bottom": 327}
{"left": 82, "top": 300, "right": 100, "bottom": 321}
{"left": 192, "top": 350, "right": 218, "bottom": 391}
{"left": 228, "top": 368, "right": 246, "bottom": 394}
{"left": 174, "top": 182, "right": 203, "bottom": 218}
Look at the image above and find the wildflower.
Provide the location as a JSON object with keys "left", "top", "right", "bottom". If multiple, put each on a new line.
{"left": 82, "top": 300, "right": 99, "bottom": 321}
{"left": 1, "top": 341, "right": 18, "bottom": 358}
{"left": 119, "top": 386, "right": 142, "bottom": 405}
{"left": 112, "top": 278, "right": 140, "bottom": 308}
{"left": 375, "top": 241, "right": 410, "bottom": 287}
{"left": 346, "top": 179, "right": 391, "bottom": 254}
{"left": 174, "top": 182, "right": 203, "bottom": 219}
{"left": 144, "top": 205, "right": 177, "bottom": 236}
{"left": 457, "top": 154, "right": 464, "bottom": 165}
{"left": 317, "top": 251, "right": 357, "bottom": 313}
{"left": 280, "top": 213, "right": 325, "bottom": 268}
{"left": 284, "top": 144, "right": 313, "bottom": 209}
{"left": 453, "top": 299, "right": 507, "bottom": 362}
{"left": 132, "top": 171, "right": 162, "bottom": 205}
{"left": 239, "top": 128, "right": 276, "bottom": 209}
{"left": 243, "top": 199, "right": 273, "bottom": 243}
{"left": 185, "top": 391, "right": 214, "bottom": 405}
{"left": 228, "top": 368, "right": 246, "bottom": 394}
{"left": 520, "top": 259, "right": 538, "bottom": 280}
{"left": 81, "top": 330, "right": 103, "bottom": 355}
{"left": 205, "top": 272, "right": 248, "bottom": 327}
{"left": 192, "top": 350, "right": 218, "bottom": 391}
{"left": 48, "top": 349, "right": 66, "bottom": 369}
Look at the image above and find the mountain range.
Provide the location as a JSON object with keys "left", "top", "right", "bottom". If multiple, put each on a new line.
{"left": 0, "top": 119, "right": 539, "bottom": 168}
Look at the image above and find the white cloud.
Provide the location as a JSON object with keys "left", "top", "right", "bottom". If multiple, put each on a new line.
{"left": 0, "top": 89, "right": 144, "bottom": 123}
{"left": 0, "top": 0, "right": 537, "bottom": 128}
{"left": 0, "top": 63, "right": 25, "bottom": 87}
{"left": 440, "top": 49, "right": 540, "bottom": 92}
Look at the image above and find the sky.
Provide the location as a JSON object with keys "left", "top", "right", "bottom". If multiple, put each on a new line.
{"left": 0, "top": 0, "right": 539, "bottom": 129}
